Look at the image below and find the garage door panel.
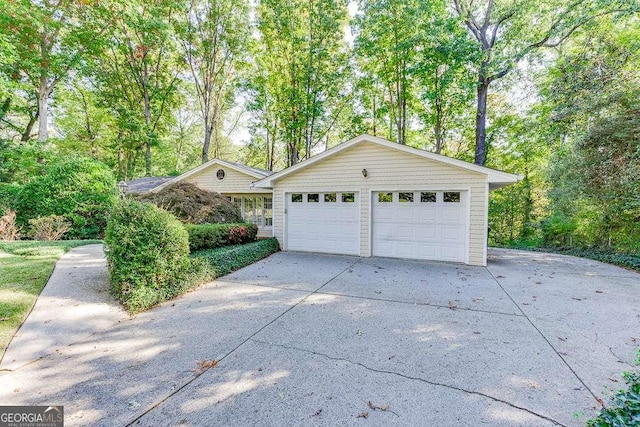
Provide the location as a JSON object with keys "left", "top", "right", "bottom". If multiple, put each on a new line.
{"left": 286, "top": 192, "right": 360, "bottom": 255}
{"left": 373, "top": 191, "right": 467, "bottom": 263}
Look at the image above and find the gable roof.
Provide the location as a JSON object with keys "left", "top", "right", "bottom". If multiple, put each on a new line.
{"left": 124, "top": 176, "right": 174, "bottom": 194}
{"left": 253, "top": 134, "right": 521, "bottom": 190}
{"left": 151, "top": 158, "right": 273, "bottom": 193}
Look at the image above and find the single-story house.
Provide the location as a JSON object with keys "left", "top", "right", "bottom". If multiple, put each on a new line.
{"left": 144, "top": 159, "right": 275, "bottom": 238}
{"left": 130, "top": 134, "right": 519, "bottom": 266}
{"left": 253, "top": 134, "right": 520, "bottom": 266}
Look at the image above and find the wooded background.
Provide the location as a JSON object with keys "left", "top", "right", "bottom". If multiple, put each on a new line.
{"left": 0, "top": 0, "right": 638, "bottom": 253}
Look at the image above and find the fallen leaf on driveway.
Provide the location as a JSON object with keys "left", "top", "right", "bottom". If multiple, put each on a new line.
{"left": 471, "top": 297, "right": 483, "bottom": 302}
{"left": 529, "top": 382, "right": 539, "bottom": 389}
{"left": 609, "top": 378, "right": 619, "bottom": 383}
{"left": 357, "top": 412, "right": 369, "bottom": 418}
{"left": 595, "top": 290, "right": 603, "bottom": 294}
{"left": 356, "top": 329, "right": 364, "bottom": 336}
{"left": 192, "top": 358, "right": 218, "bottom": 374}
{"left": 312, "top": 409, "right": 322, "bottom": 417}
{"left": 557, "top": 336, "right": 567, "bottom": 342}
{"left": 572, "top": 297, "right": 583, "bottom": 301}
{"left": 448, "top": 301, "right": 456, "bottom": 310}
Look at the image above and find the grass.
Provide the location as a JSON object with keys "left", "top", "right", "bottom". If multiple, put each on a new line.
{"left": 0, "top": 240, "right": 101, "bottom": 358}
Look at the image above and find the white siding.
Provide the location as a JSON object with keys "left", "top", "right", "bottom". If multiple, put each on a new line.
{"left": 272, "top": 141, "right": 488, "bottom": 266}
{"left": 184, "top": 165, "right": 271, "bottom": 194}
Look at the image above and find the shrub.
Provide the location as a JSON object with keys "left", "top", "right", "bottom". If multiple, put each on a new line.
{"left": 191, "top": 238, "right": 279, "bottom": 278}
{"left": 136, "top": 182, "right": 243, "bottom": 224}
{"left": 185, "top": 223, "right": 258, "bottom": 251}
{"left": 15, "top": 157, "right": 117, "bottom": 239}
{"left": 0, "top": 210, "right": 20, "bottom": 241}
{"left": 28, "top": 215, "right": 71, "bottom": 241}
{"left": 0, "top": 183, "right": 21, "bottom": 216}
{"left": 587, "top": 360, "right": 640, "bottom": 426}
{"left": 104, "top": 200, "right": 192, "bottom": 313}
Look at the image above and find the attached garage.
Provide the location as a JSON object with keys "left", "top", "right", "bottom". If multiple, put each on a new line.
{"left": 254, "top": 134, "right": 520, "bottom": 266}
{"left": 286, "top": 191, "right": 360, "bottom": 255}
{"left": 372, "top": 190, "right": 468, "bottom": 262}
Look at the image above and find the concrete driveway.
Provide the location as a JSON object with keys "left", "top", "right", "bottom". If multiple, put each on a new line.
{"left": 1, "top": 248, "right": 639, "bottom": 426}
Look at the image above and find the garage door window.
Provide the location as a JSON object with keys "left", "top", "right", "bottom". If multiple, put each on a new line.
{"left": 324, "top": 193, "right": 336, "bottom": 202}
{"left": 307, "top": 193, "right": 319, "bottom": 202}
{"left": 444, "top": 192, "right": 461, "bottom": 203}
{"left": 378, "top": 192, "right": 393, "bottom": 202}
{"left": 420, "top": 192, "right": 436, "bottom": 203}
{"left": 292, "top": 193, "right": 303, "bottom": 203}
{"left": 342, "top": 193, "right": 355, "bottom": 203}
{"left": 399, "top": 192, "right": 414, "bottom": 203}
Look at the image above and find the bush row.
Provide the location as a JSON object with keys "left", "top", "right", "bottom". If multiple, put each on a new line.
{"left": 104, "top": 200, "right": 276, "bottom": 313}
{"left": 185, "top": 223, "right": 258, "bottom": 251}
{"left": 191, "top": 238, "right": 279, "bottom": 278}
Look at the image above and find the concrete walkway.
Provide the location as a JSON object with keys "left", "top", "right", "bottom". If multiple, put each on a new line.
{"left": 0, "top": 247, "right": 638, "bottom": 426}
{"left": 0, "top": 244, "right": 127, "bottom": 370}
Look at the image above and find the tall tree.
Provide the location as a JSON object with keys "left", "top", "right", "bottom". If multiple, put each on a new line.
{"left": 0, "top": 0, "right": 102, "bottom": 142}
{"left": 254, "top": 0, "right": 351, "bottom": 166}
{"left": 452, "top": 0, "right": 636, "bottom": 165}
{"left": 94, "top": 0, "right": 181, "bottom": 176}
{"left": 354, "top": 0, "right": 419, "bottom": 145}
{"left": 178, "top": 0, "right": 250, "bottom": 163}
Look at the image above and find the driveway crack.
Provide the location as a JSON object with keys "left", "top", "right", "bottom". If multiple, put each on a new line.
{"left": 250, "top": 338, "right": 566, "bottom": 427}
{"left": 125, "top": 258, "right": 362, "bottom": 426}
{"left": 485, "top": 267, "right": 600, "bottom": 404}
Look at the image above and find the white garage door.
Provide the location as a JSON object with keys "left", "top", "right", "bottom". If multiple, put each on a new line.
{"left": 372, "top": 191, "right": 468, "bottom": 262}
{"left": 286, "top": 192, "right": 360, "bottom": 255}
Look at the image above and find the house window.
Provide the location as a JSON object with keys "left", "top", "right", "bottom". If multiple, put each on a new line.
{"left": 232, "top": 197, "right": 242, "bottom": 213}
{"left": 444, "top": 192, "right": 461, "bottom": 203}
{"left": 264, "top": 197, "right": 273, "bottom": 226}
{"left": 216, "top": 169, "right": 225, "bottom": 181}
{"left": 342, "top": 193, "right": 355, "bottom": 203}
{"left": 378, "top": 192, "right": 393, "bottom": 202}
{"left": 307, "top": 193, "right": 319, "bottom": 203}
{"left": 324, "top": 193, "right": 336, "bottom": 202}
{"left": 292, "top": 193, "right": 303, "bottom": 203}
{"left": 399, "top": 192, "right": 414, "bottom": 203}
{"left": 420, "top": 192, "right": 436, "bottom": 203}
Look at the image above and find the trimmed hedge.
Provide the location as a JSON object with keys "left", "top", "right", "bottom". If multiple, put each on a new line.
{"left": 191, "top": 238, "right": 279, "bottom": 278}
{"left": 185, "top": 223, "right": 258, "bottom": 251}
{"left": 104, "top": 200, "right": 193, "bottom": 313}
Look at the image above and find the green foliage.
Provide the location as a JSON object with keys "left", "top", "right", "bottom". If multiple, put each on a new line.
{"left": 191, "top": 238, "right": 279, "bottom": 278}
{"left": 587, "top": 350, "right": 640, "bottom": 427}
{"left": 185, "top": 223, "right": 258, "bottom": 252}
{"left": 15, "top": 157, "right": 117, "bottom": 239}
{"left": 136, "top": 182, "right": 243, "bottom": 224}
{"left": 0, "top": 182, "right": 21, "bottom": 216}
{"left": 104, "top": 200, "right": 192, "bottom": 314}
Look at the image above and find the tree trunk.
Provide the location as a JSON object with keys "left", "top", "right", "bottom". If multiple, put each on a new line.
{"left": 143, "top": 69, "right": 152, "bottom": 176}
{"left": 22, "top": 112, "right": 38, "bottom": 142}
{"left": 475, "top": 76, "right": 489, "bottom": 166}
{"left": 202, "top": 121, "right": 212, "bottom": 164}
{"left": 37, "top": 75, "right": 50, "bottom": 142}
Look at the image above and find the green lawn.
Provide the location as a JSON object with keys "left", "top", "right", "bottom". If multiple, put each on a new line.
{"left": 0, "top": 240, "right": 100, "bottom": 359}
